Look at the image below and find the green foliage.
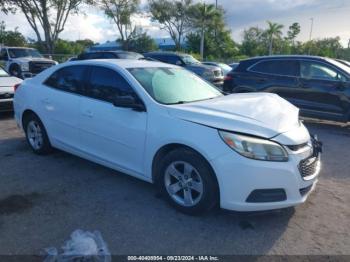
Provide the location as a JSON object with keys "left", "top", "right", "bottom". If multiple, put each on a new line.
{"left": 149, "top": 0, "right": 192, "bottom": 50}
{"left": 0, "top": 21, "right": 27, "bottom": 46}
{"left": 128, "top": 32, "right": 158, "bottom": 53}
{"left": 185, "top": 3, "right": 238, "bottom": 61}
{"left": 54, "top": 39, "right": 95, "bottom": 54}
{"left": 2, "top": 0, "right": 87, "bottom": 53}
{"left": 98, "top": 0, "right": 140, "bottom": 49}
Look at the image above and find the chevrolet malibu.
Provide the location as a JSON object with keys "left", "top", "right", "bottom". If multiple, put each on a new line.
{"left": 13, "top": 59, "right": 322, "bottom": 214}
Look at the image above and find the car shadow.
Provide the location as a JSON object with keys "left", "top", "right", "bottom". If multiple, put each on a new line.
{"left": 0, "top": 135, "right": 295, "bottom": 255}
{"left": 0, "top": 112, "right": 14, "bottom": 120}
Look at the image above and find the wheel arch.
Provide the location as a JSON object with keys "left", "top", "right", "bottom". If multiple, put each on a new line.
{"left": 22, "top": 109, "right": 39, "bottom": 128}
{"left": 151, "top": 143, "right": 220, "bottom": 197}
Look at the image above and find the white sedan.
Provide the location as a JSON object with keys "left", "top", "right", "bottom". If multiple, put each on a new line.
{"left": 0, "top": 67, "right": 22, "bottom": 112}
{"left": 13, "top": 59, "right": 321, "bottom": 214}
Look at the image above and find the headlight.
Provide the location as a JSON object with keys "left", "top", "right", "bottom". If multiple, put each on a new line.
{"left": 20, "top": 62, "right": 29, "bottom": 71}
{"left": 219, "top": 131, "right": 288, "bottom": 162}
{"left": 202, "top": 70, "right": 214, "bottom": 79}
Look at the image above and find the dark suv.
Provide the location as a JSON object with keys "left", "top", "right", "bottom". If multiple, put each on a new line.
{"left": 144, "top": 52, "right": 224, "bottom": 86}
{"left": 76, "top": 51, "right": 144, "bottom": 60}
{"left": 224, "top": 55, "right": 350, "bottom": 122}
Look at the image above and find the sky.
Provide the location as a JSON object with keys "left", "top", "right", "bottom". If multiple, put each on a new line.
{"left": 1, "top": 0, "right": 350, "bottom": 47}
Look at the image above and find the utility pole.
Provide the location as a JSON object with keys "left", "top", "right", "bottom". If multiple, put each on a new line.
{"left": 308, "top": 18, "right": 314, "bottom": 55}
{"left": 214, "top": 0, "right": 218, "bottom": 43}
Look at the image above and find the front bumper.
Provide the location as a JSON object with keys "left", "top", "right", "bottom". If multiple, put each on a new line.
{"left": 210, "top": 137, "right": 321, "bottom": 212}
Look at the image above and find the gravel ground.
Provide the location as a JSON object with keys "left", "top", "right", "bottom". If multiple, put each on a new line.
{"left": 0, "top": 112, "right": 349, "bottom": 256}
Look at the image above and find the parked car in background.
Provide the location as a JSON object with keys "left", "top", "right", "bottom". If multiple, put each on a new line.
{"left": 0, "top": 66, "right": 22, "bottom": 112}
{"left": 144, "top": 52, "right": 224, "bottom": 86}
{"left": 336, "top": 59, "right": 350, "bottom": 67}
{"left": 76, "top": 51, "right": 144, "bottom": 60}
{"left": 224, "top": 55, "right": 350, "bottom": 122}
{"left": 14, "top": 59, "right": 321, "bottom": 214}
{"left": 202, "top": 62, "right": 232, "bottom": 75}
{"left": 0, "top": 47, "right": 57, "bottom": 79}
{"left": 229, "top": 62, "right": 239, "bottom": 70}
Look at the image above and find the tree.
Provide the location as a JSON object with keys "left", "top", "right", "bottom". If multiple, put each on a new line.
{"left": 240, "top": 27, "right": 266, "bottom": 57}
{"left": 128, "top": 32, "right": 157, "bottom": 52}
{"left": 0, "top": 21, "right": 27, "bottom": 46}
{"left": 96, "top": 0, "right": 140, "bottom": 50}
{"left": 188, "top": 3, "right": 220, "bottom": 60}
{"left": 286, "top": 22, "right": 301, "bottom": 45}
{"left": 266, "top": 21, "right": 284, "bottom": 55}
{"left": 1, "top": 0, "right": 87, "bottom": 54}
{"left": 149, "top": 0, "right": 192, "bottom": 50}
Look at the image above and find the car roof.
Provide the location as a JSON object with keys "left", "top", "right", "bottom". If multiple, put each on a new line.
{"left": 66, "top": 59, "right": 177, "bottom": 69}
{"left": 144, "top": 51, "right": 187, "bottom": 56}
{"left": 241, "top": 55, "right": 329, "bottom": 63}
{"left": 84, "top": 50, "right": 139, "bottom": 54}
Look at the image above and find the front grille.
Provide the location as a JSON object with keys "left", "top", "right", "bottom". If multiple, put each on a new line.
{"left": 213, "top": 69, "right": 222, "bottom": 77}
{"left": 29, "top": 61, "right": 55, "bottom": 74}
{"left": 0, "top": 93, "right": 13, "bottom": 99}
{"left": 298, "top": 156, "right": 319, "bottom": 179}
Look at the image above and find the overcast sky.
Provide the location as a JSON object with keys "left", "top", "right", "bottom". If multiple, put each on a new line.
{"left": 1, "top": 0, "right": 350, "bottom": 46}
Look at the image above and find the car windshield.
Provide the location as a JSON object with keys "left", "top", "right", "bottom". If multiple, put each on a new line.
{"left": 0, "top": 67, "right": 9, "bottom": 77}
{"left": 118, "top": 52, "right": 144, "bottom": 60}
{"left": 327, "top": 58, "right": 350, "bottom": 76}
{"left": 181, "top": 55, "right": 200, "bottom": 65}
{"left": 128, "top": 67, "right": 222, "bottom": 104}
{"left": 8, "top": 48, "right": 43, "bottom": 58}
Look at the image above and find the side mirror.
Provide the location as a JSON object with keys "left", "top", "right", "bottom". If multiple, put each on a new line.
{"left": 176, "top": 60, "right": 184, "bottom": 66}
{"left": 112, "top": 95, "right": 146, "bottom": 112}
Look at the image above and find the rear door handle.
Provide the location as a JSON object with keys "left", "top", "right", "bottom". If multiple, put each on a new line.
{"left": 82, "top": 110, "right": 93, "bottom": 118}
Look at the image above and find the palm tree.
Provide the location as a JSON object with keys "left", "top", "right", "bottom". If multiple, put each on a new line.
{"left": 189, "top": 3, "right": 219, "bottom": 60}
{"left": 266, "top": 21, "right": 284, "bottom": 55}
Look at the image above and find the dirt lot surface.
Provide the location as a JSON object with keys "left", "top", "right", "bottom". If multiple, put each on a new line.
{"left": 0, "top": 113, "right": 349, "bottom": 256}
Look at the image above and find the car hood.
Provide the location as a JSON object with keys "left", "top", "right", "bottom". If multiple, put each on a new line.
{"left": 186, "top": 64, "right": 220, "bottom": 75}
{"left": 167, "top": 93, "right": 300, "bottom": 139}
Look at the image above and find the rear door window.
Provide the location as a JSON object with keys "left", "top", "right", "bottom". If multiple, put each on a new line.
{"left": 44, "top": 65, "right": 86, "bottom": 94}
{"left": 86, "top": 66, "right": 135, "bottom": 103}
{"left": 250, "top": 60, "right": 298, "bottom": 76}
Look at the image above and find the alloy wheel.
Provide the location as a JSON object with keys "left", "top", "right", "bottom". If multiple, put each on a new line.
{"left": 164, "top": 161, "right": 204, "bottom": 207}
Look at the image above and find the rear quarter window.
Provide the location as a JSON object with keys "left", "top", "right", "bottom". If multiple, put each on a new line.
{"left": 44, "top": 65, "right": 86, "bottom": 94}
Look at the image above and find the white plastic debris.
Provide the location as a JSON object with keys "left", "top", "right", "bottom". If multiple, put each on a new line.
{"left": 44, "top": 229, "right": 111, "bottom": 262}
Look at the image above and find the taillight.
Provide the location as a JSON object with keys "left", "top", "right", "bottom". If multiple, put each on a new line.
{"left": 224, "top": 74, "right": 233, "bottom": 81}
{"left": 14, "top": 83, "right": 21, "bottom": 92}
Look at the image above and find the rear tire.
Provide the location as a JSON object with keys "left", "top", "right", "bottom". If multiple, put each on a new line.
{"left": 23, "top": 113, "right": 52, "bottom": 155}
{"left": 155, "top": 148, "right": 219, "bottom": 215}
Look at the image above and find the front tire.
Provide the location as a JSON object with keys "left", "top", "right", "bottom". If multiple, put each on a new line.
{"left": 23, "top": 114, "right": 52, "bottom": 155}
{"left": 156, "top": 148, "right": 219, "bottom": 215}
